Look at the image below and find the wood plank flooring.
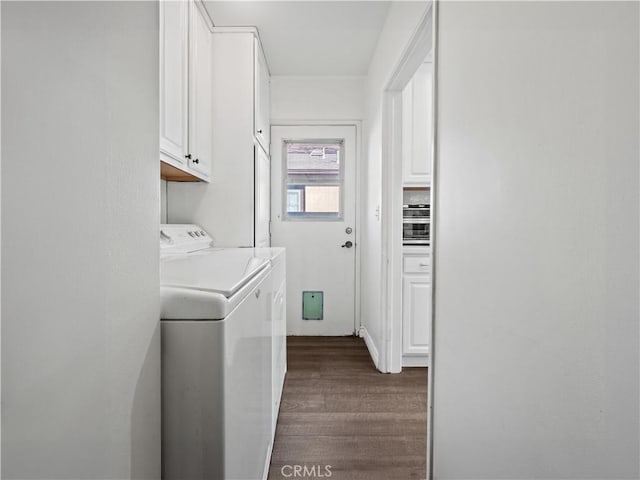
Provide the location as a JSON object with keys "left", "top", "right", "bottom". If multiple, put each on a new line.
{"left": 268, "top": 337, "right": 427, "bottom": 480}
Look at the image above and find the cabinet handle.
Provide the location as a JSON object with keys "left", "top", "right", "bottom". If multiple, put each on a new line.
{"left": 185, "top": 154, "right": 192, "bottom": 159}
{"left": 255, "top": 289, "right": 261, "bottom": 299}
{"left": 257, "top": 129, "right": 263, "bottom": 134}
{"left": 193, "top": 158, "right": 199, "bottom": 164}
{"left": 419, "top": 263, "right": 429, "bottom": 267}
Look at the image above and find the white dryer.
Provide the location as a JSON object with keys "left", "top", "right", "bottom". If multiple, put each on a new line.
{"left": 160, "top": 224, "right": 275, "bottom": 480}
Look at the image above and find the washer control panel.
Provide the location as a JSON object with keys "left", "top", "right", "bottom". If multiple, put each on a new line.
{"left": 160, "top": 224, "right": 213, "bottom": 255}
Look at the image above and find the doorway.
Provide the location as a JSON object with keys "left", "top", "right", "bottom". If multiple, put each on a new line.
{"left": 271, "top": 125, "right": 358, "bottom": 336}
{"left": 378, "top": 2, "right": 435, "bottom": 477}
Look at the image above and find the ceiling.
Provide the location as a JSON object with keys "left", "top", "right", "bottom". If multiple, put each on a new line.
{"left": 205, "top": 1, "right": 391, "bottom": 76}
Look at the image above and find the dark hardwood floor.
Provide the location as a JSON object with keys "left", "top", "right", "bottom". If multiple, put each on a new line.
{"left": 268, "top": 336, "right": 427, "bottom": 480}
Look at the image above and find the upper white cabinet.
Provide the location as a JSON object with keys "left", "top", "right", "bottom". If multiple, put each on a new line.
{"left": 402, "top": 62, "right": 433, "bottom": 186}
{"left": 188, "top": 2, "right": 213, "bottom": 179}
{"left": 254, "top": 38, "right": 271, "bottom": 152}
{"left": 159, "top": 0, "right": 189, "bottom": 168}
{"left": 160, "top": 0, "right": 212, "bottom": 182}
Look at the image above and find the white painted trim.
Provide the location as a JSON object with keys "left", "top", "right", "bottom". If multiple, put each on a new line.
{"left": 271, "top": 119, "right": 362, "bottom": 127}
{"left": 427, "top": 2, "right": 439, "bottom": 478}
{"left": 379, "top": 3, "right": 434, "bottom": 374}
{"left": 194, "top": 0, "right": 214, "bottom": 31}
{"left": 359, "top": 326, "right": 380, "bottom": 370}
{"left": 262, "top": 440, "right": 274, "bottom": 480}
{"left": 402, "top": 355, "right": 429, "bottom": 368}
{"left": 378, "top": 2, "right": 435, "bottom": 478}
{"left": 271, "top": 120, "right": 363, "bottom": 335}
{"left": 378, "top": 91, "right": 404, "bottom": 374}
{"left": 0, "top": 3, "right": 3, "bottom": 471}
{"left": 270, "top": 75, "right": 366, "bottom": 81}
{"left": 211, "top": 25, "right": 258, "bottom": 35}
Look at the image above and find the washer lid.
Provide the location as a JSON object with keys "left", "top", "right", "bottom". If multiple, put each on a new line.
{"left": 160, "top": 249, "right": 270, "bottom": 298}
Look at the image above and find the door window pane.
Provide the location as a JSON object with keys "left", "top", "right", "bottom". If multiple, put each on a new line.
{"left": 284, "top": 141, "right": 344, "bottom": 220}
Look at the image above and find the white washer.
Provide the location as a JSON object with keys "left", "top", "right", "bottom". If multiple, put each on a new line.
{"left": 160, "top": 224, "right": 274, "bottom": 480}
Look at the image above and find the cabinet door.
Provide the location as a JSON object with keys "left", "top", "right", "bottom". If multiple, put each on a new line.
{"left": 159, "top": 0, "right": 189, "bottom": 165}
{"left": 402, "top": 275, "right": 431, "bottom": 356}
{"left": 188, "top": 1, "right": 213, "bottom": 180}
{"left": 402, "top": 62, "right": 432, "bottom": 186}
{"left": 254, "top": 38, "right": 270, "bottom": 152}
{"left": 254, "top": 146, "right": 271, "bottom": 247}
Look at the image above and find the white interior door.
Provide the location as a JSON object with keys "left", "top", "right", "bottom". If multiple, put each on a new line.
{"left": 271, "top": 125, "right": 357, "bottom": 336}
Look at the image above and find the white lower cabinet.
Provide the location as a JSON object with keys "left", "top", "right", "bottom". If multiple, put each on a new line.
{"left": 402, "top": 251, "right": 431, "bottom": 367}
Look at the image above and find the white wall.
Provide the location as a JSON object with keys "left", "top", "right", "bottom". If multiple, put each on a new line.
{"left": 168, "top": 31, "right": 256, "bottom": 247}
{"left": 2, "top": 2, "right": 160, "bottom": 479}
{"left": 161, "top": 179, "right": 168, "bottom": 223}
{"left": 271, "top": 76, "right": 364, "bottom": 121}
{"left": 433, "top": 2, "right": 639, "bottom": 478}
{"left": 361, "top": 1, "right": 428, "bottom": 368}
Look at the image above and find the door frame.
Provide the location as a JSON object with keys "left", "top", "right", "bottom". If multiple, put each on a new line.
{"left": 378, "top": 2, "right": 435, "bottom": 478}
{"left": 270, "top": 120, "right": 362, "bottom": 335}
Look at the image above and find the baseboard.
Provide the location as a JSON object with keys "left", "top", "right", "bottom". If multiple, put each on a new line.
{"left": 359, "top": 326, "right": 380, "bottom": 370}
{"left": 402, "top": 354, "right": 429, "bottom": 367}
{"left": 263, "top": 439, "right": 273, "bottom": 480}
{"left": 272, "top": 369, "right": 286, "bottom": 437}
{"left": 266, "top": 369, "right": 287, "bottom": 479}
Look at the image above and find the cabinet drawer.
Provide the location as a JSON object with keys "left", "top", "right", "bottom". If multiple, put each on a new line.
{"left": 403, "top": 255, "right": 430, "bottom": 273}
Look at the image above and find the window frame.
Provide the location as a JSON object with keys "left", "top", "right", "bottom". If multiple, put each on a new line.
{"left": 281, "top": 138, "right": 346, "bottom": 222}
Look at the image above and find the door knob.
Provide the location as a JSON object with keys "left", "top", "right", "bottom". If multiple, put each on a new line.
{"left": 341, "top": 241, "right": 353, "bottom": 248}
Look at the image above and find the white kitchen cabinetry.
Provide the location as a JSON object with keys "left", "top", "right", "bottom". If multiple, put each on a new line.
{"left": 402, "top": 62, "right": 433, "bottom": 186}
{"left": 160, "top": 0, "right": 212, "bottom": 182}
{"left": 159, "top": 0, "right": 188, "bottom": 168}
{"left": 255, "top": 146, "right": 271, "bottom": 248}
{"left": 402, "top": 249, "right": 431, "bottom": 367}
{"left": 167, "top": 27, "right": 271, "bottom": 247}
{"left": 254, "top": 38, "right": 271, "bottom": 153}
{"left": 187, "top": 1, "right": 213, "bottom": 179}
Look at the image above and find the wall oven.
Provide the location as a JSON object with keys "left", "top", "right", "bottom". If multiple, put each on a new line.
{"left": 403, "top": 204, "right": 430, "bottom": 246}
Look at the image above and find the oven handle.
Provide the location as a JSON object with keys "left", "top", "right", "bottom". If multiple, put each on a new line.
{"left": 403, "top": 218, "right": 430, "bottom": 224}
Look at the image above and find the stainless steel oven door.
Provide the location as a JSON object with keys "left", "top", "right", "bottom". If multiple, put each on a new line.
{"left": 403, "top": 205, "right": 430, "bottom": 220}
{"left": 403, "top": 220, "right": 430, "bottom": 245}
